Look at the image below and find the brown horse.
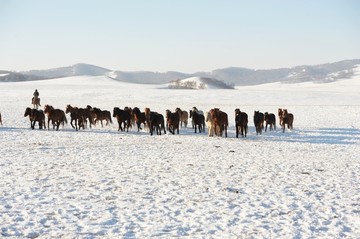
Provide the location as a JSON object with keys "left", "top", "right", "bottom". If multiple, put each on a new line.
{"left": 278, "top": 108, "right": 283, "bottom": 126}
{"left": 65, "top": 104, "right": 86, "bottom": 131}
{"left": 210, "top": 108, "right": 228, "bottom": 137}
{"left": 44, "top": 104, "right": 67, "bottom": 130}
{"left": 235, "top": 108, "right": 248, "bottom": 137}
{"left": 264, "top": 112, "right": 276, "bottom": 132}
{"left": 175, "top": 108, "right": 188, "bottom": 128}
{"left": 113, "top": 107, "right": 132, "bottom": 131}
{"left": 0, "top": 112, "right": 2, "bottom": 126}
{"left": 279, "top": 108, "right": 294, "bottom": 133}
{"left": 32, "top": 97, "right": 41, "bottom": 109}
{"left": 166, "top": 110, "right": 180, "bottom": 134}
{"left": 24, "top": 107, "right": 46, "bottom": 129}
{"left": 91, "top": 107, "right": 112, "bottom": 127}
{"left": 84, "top": 105, "right": 94, "bottom": 128}
{"left": 189, "top": 109, "right": 205, "bottom": 133}
{"left": 131, "top": 107, "right": 147, "bottom": 132}
{"left": 253, "top": 111, "right": 264, "bottom": 135}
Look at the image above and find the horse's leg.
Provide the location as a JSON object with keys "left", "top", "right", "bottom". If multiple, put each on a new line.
{"left": 71, "top": 118, "right": 75, "bottom": 130}
{"left": 117, "top": 120, "right": 121, "bottom": 131}
{"left": 150, "top": 124, "right": 153, "bottom": 135}
{"left": 75, "top": 118, "right": 78, "bottom": 131}
{"left": 137, "top": 121, "right": 141, "bottom": 132}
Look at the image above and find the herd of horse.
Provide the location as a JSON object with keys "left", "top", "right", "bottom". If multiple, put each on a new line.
{"left": 15, "top": 101, "right": 294, "bottom": 137}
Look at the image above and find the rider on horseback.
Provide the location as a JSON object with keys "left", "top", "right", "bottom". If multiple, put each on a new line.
{"left": 32, "top": 89, "right": 41, "bottom": 108}
{"left": 33, "top": 89, "right": 39, "bottom": 99}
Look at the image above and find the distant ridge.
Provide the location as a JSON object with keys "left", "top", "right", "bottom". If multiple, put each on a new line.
{"left": 23, "top": 63, "right": 111, "bottom": 78}
{"left": 1, "top": 60, "right": 359, "bottom": 85}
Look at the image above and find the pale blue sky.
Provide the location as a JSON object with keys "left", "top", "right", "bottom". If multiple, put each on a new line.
{"left": 1, "top": 0, "right": 359, "bottom": 72}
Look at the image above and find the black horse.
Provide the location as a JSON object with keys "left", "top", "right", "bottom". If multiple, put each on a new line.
{"left": 149, "top": 112, "right": 166, "bottom": 136}
{"left": 189, "top": 110, "right": 205, "bottom": 133}
{"left": 253, "top": 110, "right": 264, "bottom": 135}
{"left": 235, "top": 108, "right": 248, "bottom": 137}
{"left": 264, "top": 112, "right": 276, "bottom": 132}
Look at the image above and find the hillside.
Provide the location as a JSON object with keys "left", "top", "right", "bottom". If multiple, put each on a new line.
{"left": 168, "top": 77, "right": 234, "bottom": 89}
{"left": 1, "top": 59, "right": 359, "bottom": 85}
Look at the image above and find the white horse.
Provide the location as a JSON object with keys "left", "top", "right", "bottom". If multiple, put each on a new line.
{"left": 205, "top": 111, "right": 219, "bottom": 136}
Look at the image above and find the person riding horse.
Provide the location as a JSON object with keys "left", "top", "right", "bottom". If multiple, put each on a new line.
{"left": 33, "top": 89, "right": 39, "bottom": 99}
{"left": 32, "top": 89, "right": 41, "bottom": 109}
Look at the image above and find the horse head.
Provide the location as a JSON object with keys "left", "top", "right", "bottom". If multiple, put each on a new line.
{"left": 24, "top": 107, "right": 32, "bottom": 117}
{"left": 282, "top": 109, "right": 288, "bottom": 117}
{"left": 65, "top": 104, "right": 73, "bottom": 114}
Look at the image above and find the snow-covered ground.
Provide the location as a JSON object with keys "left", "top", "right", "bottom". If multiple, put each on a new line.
{"left": 0, "top": 72, "right": 359, "bottom": 238}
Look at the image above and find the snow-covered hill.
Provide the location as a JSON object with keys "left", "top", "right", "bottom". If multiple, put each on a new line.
{"left": 23, "top": 63, "right": 111, "bottom": 78}
{"left": 168, "top": 76, "right": 234, "bottom": 89}
{"left": 1, "top": 59, "right": 359, "bottom": 85}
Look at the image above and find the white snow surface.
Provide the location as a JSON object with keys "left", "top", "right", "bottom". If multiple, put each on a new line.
{"left": 0, "top": 74, "right": 360, "bottom": 238}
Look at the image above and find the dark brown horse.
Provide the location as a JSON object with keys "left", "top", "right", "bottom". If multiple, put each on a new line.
{"left": 149, "top": 112, "right": 166, "bottom": 136}
{"left": 279, "top": 108, "right": 294, "bottom": 133}
{"left": 32, "top": 97, "right": 41, "bottom": 109}
{"left": 166, "top": 110, "right": 180, "bottom": 134}
{"left": 253, "top": 111, "right": 264, "bottom": 135}
{"left": 264, "top": 112, "right": 276, "bottom": 132}
{"left": 144, "top": 108, "right": 166, "bottom": 136}
{"left": 91, "top": 107, "right": 112, "bottom": 127}
{"left": 235, "top": 108, "right": 248, "bottom": 137}
{"left": 0, "top": 112, "right": 2, "bottom": 126}
{"left": 113, "top": 107, "right": 132, "bottom": 131}
{"left": 189, "top": 109, "right": 205, "bottom": 133}
{"left": 210, "top": 108, "right": 228, "bottom": 137}
{"left": 44, "top": 104, "right": 67, "bottom": 130}
{"left": 131, "top": 107, "right": 147, "bottom": 132}
{"left": 84, "top": 105, "right": 94, "bottom": 128}
{"left": 65, "top": 104, "right": 86, "bottom": 131}
{"left": 24, "top": 107, "right": 46, "bottom": 129}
